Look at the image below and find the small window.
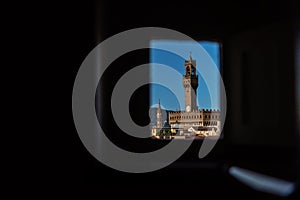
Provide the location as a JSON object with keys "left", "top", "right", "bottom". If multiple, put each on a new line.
{"left": 150, "top": 40, "right": 222, "bottom": 140}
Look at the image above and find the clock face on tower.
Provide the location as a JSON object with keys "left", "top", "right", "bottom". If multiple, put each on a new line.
{"left": 186, "top": 105, "right": 191, "bottom": 112}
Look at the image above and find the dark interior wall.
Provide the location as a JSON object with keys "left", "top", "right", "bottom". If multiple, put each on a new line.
{"left": 64, "top": 0, "right": 300, "bottom": 191}
{"left": 97, "top": 0, "right": 298, "bottom": 40}
{"left": 297, "top": 24, "right": 300, "bottom": 130}
{"left": 10, "top": 0, "right": 299, "bottom": 196}
{"left": 296, "top": 22, "right": 300, "bottom": 188}
{"left": 224, "top": 22, "right": 297, "bottom": 146}
{"left": 95, "top": 0, "right": 299, "bottom": 147}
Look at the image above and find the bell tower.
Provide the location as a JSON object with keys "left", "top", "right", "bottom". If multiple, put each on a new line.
{"left": 182, "top": 53, "right": 198, "bottom": 112}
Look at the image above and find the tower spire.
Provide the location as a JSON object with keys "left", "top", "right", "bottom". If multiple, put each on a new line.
{"left": 189, "top": 51, "right": 192, "bottom": 61}
{"left": 158, "top": 99, "right": 161, "bottom": 109}
{"left": 157, "top": 99, "right": 162, "bottom": 128}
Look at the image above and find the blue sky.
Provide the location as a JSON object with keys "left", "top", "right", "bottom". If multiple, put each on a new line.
{"left": 150, "top": 40, "right": 220, "bottom": 111}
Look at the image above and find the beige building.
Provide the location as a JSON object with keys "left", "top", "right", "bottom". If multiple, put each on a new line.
{"left": 169, "top": 109, "right": 220, "bottom": 131}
